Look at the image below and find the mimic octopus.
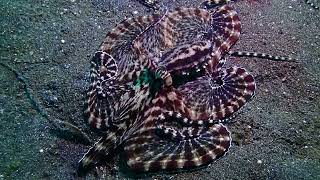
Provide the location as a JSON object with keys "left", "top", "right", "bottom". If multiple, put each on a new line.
{"left": 77, "top": 0, "right": 293, "bottom": 176}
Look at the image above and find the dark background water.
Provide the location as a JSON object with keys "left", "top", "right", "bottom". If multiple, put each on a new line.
{"left": 0, "top": 0, "right": 319, "bottom": 179}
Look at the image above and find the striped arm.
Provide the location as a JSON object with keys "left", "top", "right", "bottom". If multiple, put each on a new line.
{"left": 99, "top": 13, "right": 165, "bottom": 82}
{"left": 159, "top": 7, "right": 212, "bottom": 48}
{"left": 123, "top": 106, "right": 231, "bottom": 172}
{"left": 228, "top": 51, "right": 295, "bottom": 62}
{"left": 207, "top": 5, "right": 241, "bottom": 72}
{"left": 159, "top": 40, "right": 215, "bottom": 74}
{"left": 158, "top": 6, "right": 241, "bottom": 73}
{"left": 176, "top": 66, "right": 255, "bottom": 124}
{"left": 77, "top": 130, "right": 122, "bottom": 176}
{"left": 80, "top": 85, "right": 155, "bottom": 175}
{"left": 85, "top": 52, "right": 125, "bottom": 130}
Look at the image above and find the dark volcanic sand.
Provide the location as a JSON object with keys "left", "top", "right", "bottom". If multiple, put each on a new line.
{"left": 0, "top": 0, "right": 319, "bottom": 179}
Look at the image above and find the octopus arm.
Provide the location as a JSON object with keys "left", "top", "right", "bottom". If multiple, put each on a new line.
{"left": 123, "top": 98, "right": 231, "bottom": 172}
{"left": 177, "top": 66, "right": 256, "bottom": 124}
{"left": 85, "top": 51, "right": 133, "bottom": 130}
{"left": 77, "top": 129, "right": 125, "bottom": 176}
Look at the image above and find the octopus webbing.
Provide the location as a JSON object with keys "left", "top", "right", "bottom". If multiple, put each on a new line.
{"left": 78, "top": 3, "right": 256, "bottom": 176}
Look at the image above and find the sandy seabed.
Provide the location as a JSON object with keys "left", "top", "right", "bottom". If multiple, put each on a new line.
{"left": 0, "top": 0, "right": 319, "bottom": 179}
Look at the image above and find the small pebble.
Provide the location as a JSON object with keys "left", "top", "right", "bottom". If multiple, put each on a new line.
{"left": 281, "top": 77, "right": 287, "bottom": 82}
{"left": 257, "top": 160, "right": 262, "bottom": 164}
{"left": 39, "top": 149, "right": 44, "bottom": 153}
{"left": 61, "top": 39, "right": 66, "bottom": 43}
{"left": 133, "top": 11, "right": 138, "bottom": 15}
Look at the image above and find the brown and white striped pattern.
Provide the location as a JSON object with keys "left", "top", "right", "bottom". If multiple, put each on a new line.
{"left": 126, "top": 5, "right": 241, "bottom": 89}
{"left": 99, "top": 13, "right": 166, "bottom": 84}
{"left": 159, "top": 40, "right": 214, "bottom": 73}
{"left": 84, "top": 51, "right": 156, "bottom": 130}
{"left": 228, "top": 51, "right": 295, "bottom": 62}
{"left": 177, "top": 66, "right": 256, "bottom": 124}
{"left": 79, "top": 84, "right": 155, "bottom": 174}
{"left": 125, "top": 123, "right": 231, "bottom": 172}
{"left": 150, "top": 66, "right": 256, "bottom": 124}
{"left": 157, "top": 5, "right": 241, "bottom": 74}
{"left": 123, "top": 87, "right": 231, "bottom": 172}
{"left": 80, "top": 4, "right": 253, "bottom": 175}
{"left": 85, "top": 52, "right": 125, "bottom": 129}
{"left": 129, "top": 5, "right": 242, "bottom": 86}
{"left": 159, "top": 8, "right": 211, "bottom": 48}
